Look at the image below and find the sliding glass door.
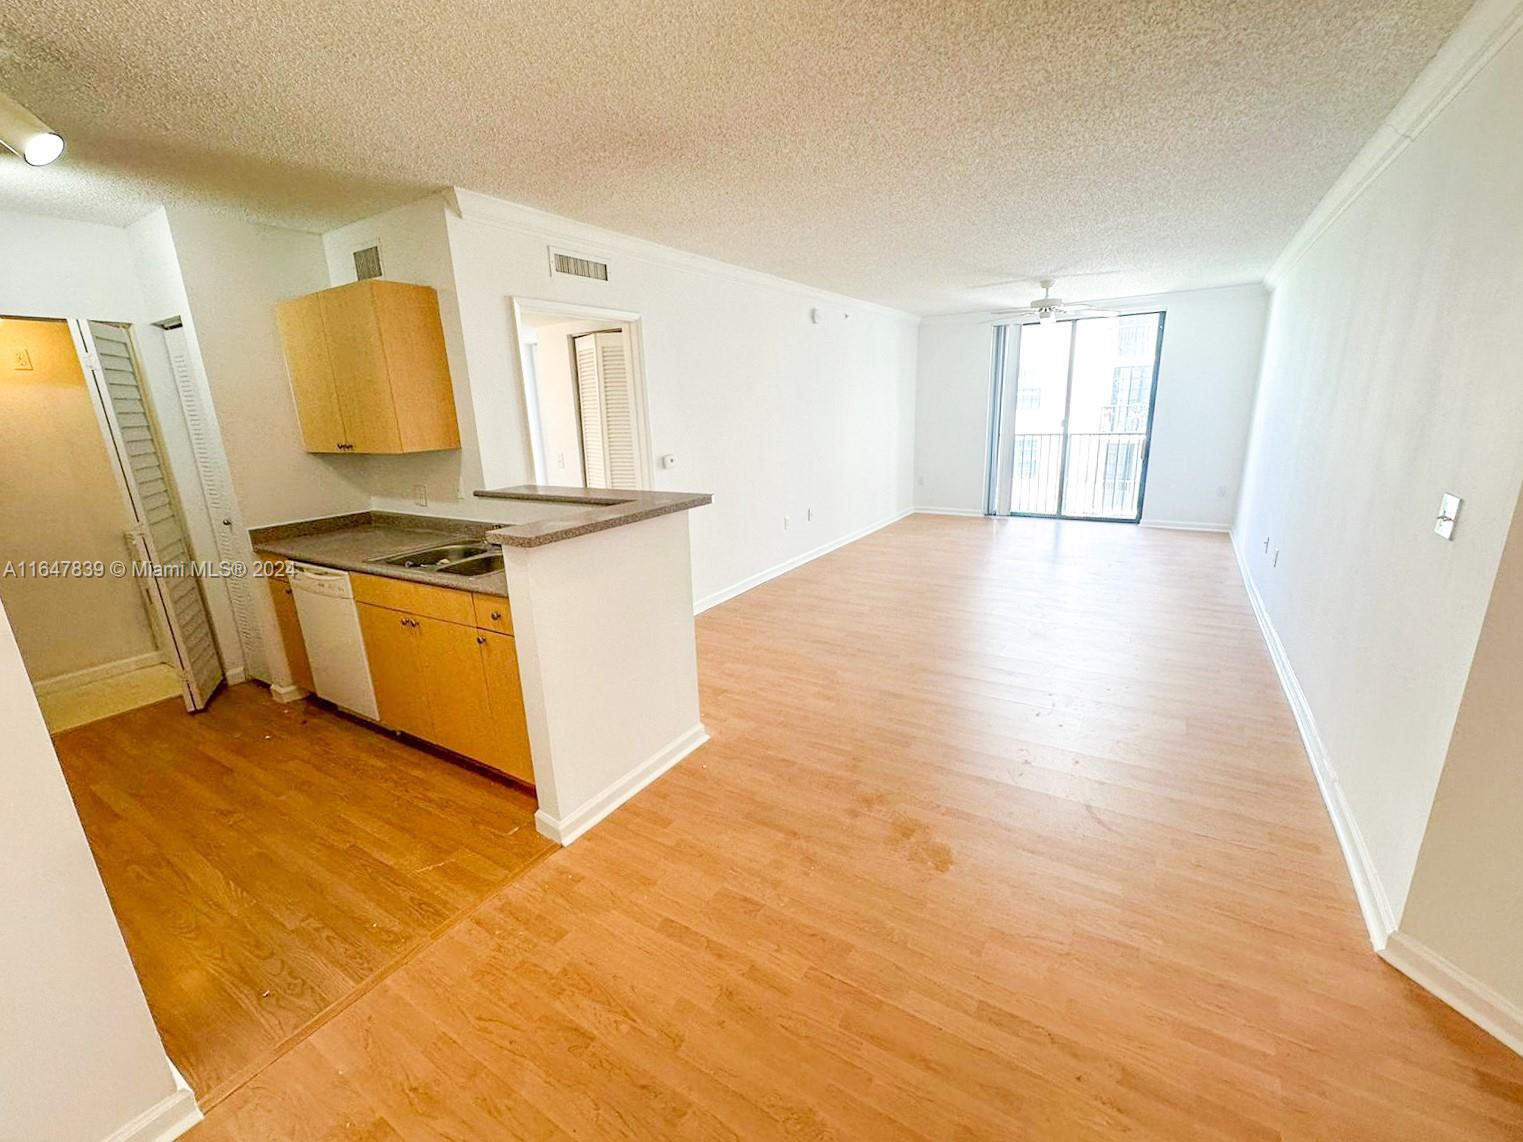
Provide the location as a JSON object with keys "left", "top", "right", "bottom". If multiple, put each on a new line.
{"left": 988, "top": 311, "right": 1164, "bottom": 523}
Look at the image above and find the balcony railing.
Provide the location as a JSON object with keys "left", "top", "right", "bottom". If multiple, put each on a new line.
{"left": 1009, "top": 432, "right": 1147, "bottom": 518}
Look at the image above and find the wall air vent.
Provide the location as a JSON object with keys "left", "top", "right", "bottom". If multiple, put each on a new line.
{"left": 352, "top": 245, "right": 383, "bottom": 280}
{"left": 549, "top": 247, "right": 610, "bottom": 282}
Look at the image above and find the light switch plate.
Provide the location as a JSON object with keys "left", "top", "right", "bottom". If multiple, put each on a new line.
{"left": 1435, "top": 493, "right": 1462, "bottom": 540}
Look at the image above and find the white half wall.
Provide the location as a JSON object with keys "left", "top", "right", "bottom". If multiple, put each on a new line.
{"left": 0, "top": 600, "right": 198, "bottom": 1142}
{"left": 504, "top": 511, "right": 706, "bottom": 844}
{"left": 1234, "top": 17, "right": 1523, "bottom": 922}
{"left": 913, "top": 284, "right": 1267, "bottom": 526}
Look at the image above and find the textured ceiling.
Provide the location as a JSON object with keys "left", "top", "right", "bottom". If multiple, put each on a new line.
{"left": 0, "top": 1, "right": 1472, "bottom": 313}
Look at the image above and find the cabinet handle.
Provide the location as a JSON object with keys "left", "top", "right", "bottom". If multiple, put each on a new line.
{"left": 476, "top": 635, "right": 486, "bottom": 645}
{"left": 490, "top": 611, "right": 503, "bottom": 621}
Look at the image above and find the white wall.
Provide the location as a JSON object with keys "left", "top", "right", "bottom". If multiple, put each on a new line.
{"left": 323, "top": 191, "right": 920, "bottom": 608}
{"left": 913, "top": 284, "right": 1268, "bottom": 525}
{"left": 1234, "top": 26, "right": 1523, "bottom": 922}
{"left": 0, "top": 600, "right": 194, "bottom": 1142}
{"left": 321, "top": 195, "right": 481, "bottom": 510}
{"left": 0, "top": 209, "right": 146, "bottom": 321}
{"left": 1402, "top": 478, "right": 1523, "bottom": 1013}
{"left": 159, "top": 206, "right": 369, "bottom": 528}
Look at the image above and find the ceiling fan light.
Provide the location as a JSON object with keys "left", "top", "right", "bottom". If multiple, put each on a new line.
{"left": 0, "top": 91, "right": 64, "bottom": 167}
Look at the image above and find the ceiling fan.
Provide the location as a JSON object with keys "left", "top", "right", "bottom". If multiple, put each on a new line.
{"left": 991, "top": 279, "right": 1117, "bottom": 325}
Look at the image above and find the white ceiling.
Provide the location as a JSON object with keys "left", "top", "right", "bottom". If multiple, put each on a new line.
{"left": 0, "top": 1, "right": 1471, "bottom": 314}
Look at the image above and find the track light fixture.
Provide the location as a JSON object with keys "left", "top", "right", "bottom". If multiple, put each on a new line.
{"left": 0, "top": 90, "right": 64, "bottom": 166}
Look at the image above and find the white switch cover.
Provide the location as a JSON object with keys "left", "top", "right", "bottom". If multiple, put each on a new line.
{"left": 1435, "top": 493, "right": 1462, "bottom": 540}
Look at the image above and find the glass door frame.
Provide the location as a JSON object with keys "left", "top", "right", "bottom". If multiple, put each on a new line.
{"left": 985, "top": 309, "right": 1166, "bottom": 524}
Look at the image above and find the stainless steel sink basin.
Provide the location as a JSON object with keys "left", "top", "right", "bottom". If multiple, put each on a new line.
{"left": 434, "top": 552, "right": 504, "bottom": 576}
{"left": 374, "top": 539, "right": 492, "bottom": 570}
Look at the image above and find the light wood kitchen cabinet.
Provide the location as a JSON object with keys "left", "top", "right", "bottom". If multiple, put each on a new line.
{"left": 264, "top": 565, "right": 315, "bottom": 693}
{"left": 415, "top": 617, "right": 494, "bottom": 761}
{"left": 274, "top": 280, "right": 460, "bottom": 455}
{"left": 477, "top": 629, "right": 534, "bottom": 784}
{"left": 351, "top": 572, "right": 532, "bottom": 785}
{"left": 357, "top": 602, "right": 434, "bottom": 741}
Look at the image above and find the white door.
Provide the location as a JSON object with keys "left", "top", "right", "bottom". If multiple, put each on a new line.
{"left": 161, "top": 324, "right": 266, "bottom": 680}
{"left": 573, "top": 333, "right": 609, "bottom": 487}
{"left": 573, "top": 329, "right": 642, "bottom": 490}
{"left": 74, "top": 320, "right": 225, "bottom": 711}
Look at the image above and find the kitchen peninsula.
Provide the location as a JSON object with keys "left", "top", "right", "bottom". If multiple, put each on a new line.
{"left": 475, "top": 485, "right": 712, "bottom": 844}
{"left": 251, "top": 485, "right": 711, "bottom": 846}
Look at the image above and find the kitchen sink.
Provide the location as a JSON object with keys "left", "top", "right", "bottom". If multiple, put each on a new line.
{"left": 434, "top": 552, "right": 505, "bottom": 576}
{"left": 373, "top": 539, "right": 492, "bottom": 570}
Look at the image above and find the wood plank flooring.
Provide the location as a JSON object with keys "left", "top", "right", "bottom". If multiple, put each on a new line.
{"left": 52, "top": 686, "right": 550, "bottom": 1107}
{"left": 147, "top": 517, "right": 1523, "bottom": 1137}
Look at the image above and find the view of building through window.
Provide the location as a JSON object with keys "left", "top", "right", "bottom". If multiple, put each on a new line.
{"left": 998, "top": 312, "right": 1161, "bottom": 519}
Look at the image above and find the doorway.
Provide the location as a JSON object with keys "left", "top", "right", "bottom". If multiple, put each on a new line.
{"left": 987, "top": 311, "right": 1165, "bottom": 522}
{"left": 511, "top": 299, "right": 653, "bottom": 490}
{"left": 0, "top": 315, "right": 225, "bottom": 727}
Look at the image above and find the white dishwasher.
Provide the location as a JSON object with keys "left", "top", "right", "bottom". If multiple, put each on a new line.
{"left": 287, "top": 561, "right": 380, "bottom": 720}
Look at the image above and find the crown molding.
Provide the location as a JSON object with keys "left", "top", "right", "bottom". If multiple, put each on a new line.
{"left": 443, "top": 188, "right": 919, "bottom": 323}
{"left": 1266, "top": 0, "right": 1523, "bottom": 288}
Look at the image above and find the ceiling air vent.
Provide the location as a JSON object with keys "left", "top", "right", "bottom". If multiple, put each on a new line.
{"left": 352, "top": 245, "right": 383, "bottom": 280}
{"left": 549, "top": 247, "right": 609, "bottom": 282}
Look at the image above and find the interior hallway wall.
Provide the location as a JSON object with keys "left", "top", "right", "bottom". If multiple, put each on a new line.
{"left": 0, "top": 318, "right": 158, "bottom": 682}
{"left": 1233, "top": 22, "right": 1523, "bottom": 924}
{"left": 0, "top": 599, "right": 193, "bottom": 1142}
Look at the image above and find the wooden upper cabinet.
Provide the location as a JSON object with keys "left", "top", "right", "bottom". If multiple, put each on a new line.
{"left": 275, "top": 280, "right": 461, "bottom": 455}
{"left": 274, "top": 294, "right": 347, "bottom": 453}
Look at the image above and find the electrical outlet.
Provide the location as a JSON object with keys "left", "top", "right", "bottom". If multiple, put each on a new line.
{"left": 807, "top": 508, "right": 814, "bottom": 522}
{"left": 783, "top": 515, "right": 791, "bottom": 531}
{"left": 411, "top": 484, "right": 428, "bottom": 507}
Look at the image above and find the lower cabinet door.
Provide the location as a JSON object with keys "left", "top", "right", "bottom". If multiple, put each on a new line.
{"left": 267, "top": 574, "right": 315, "bottom": 692}
{"left": 415, "top": 617, "right": 494, "bottom": 761}
{"left": 356, "top": 603, "right": 432, "bottom": 739}
{"left": 477, "top": 630, "right": 534, "bottom": 785}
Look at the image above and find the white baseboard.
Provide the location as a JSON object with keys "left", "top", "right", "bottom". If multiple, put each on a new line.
{"left": 269, "top": 681, "right": 308, "bottom": 703}
{"left": 101, "top": 1059, "right": 201, "bottom": 1142}
{"left": 1230, "top": 533, "right": 1395, "bottom": 948}
{"left": 1381, "top": 932, "right": 1523, "bottom": 1056}
{"left": 33, "top": 652, "right": 165, "bottom": 696}
{"left": 1140, "top": 520, "right": 1231, "bottom": 533}
{"left": 913, "top": 506, "right": 987, "bottom": 517}
{"left": 535, "top": 723, "right": 709, "bottom": 846}
{"left": 225, "top": 665, "right": 247, "bottom": 686}
{"left": 694, "top": 508, "right": 913, "bottom": 614}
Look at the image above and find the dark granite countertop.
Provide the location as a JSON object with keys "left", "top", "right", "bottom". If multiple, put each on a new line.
{"left": 473, "top": 485, "right": 713, "bottom": 548}
{"left": 249, "top": 512, "right": 510, "bottom": 596}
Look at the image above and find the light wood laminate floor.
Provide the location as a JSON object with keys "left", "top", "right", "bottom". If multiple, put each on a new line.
{"left": 53, "top": 686, "right": 550, "bottom": 1107}
{"left": 159, "top": 517, "right": 1522, "bottom": 1136}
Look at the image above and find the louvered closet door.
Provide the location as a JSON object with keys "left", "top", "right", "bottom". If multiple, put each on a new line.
{"left": 82, "top": 321, "right": 225, "bottom": 710}
{"left": 573, "top": 333, "right": 610, "bottom": 487}
{"left": 594, "top": 331, "right": 640, "bottom": 489}
{"left": 163, "top": 326, "right": 265, "bottom": 680}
